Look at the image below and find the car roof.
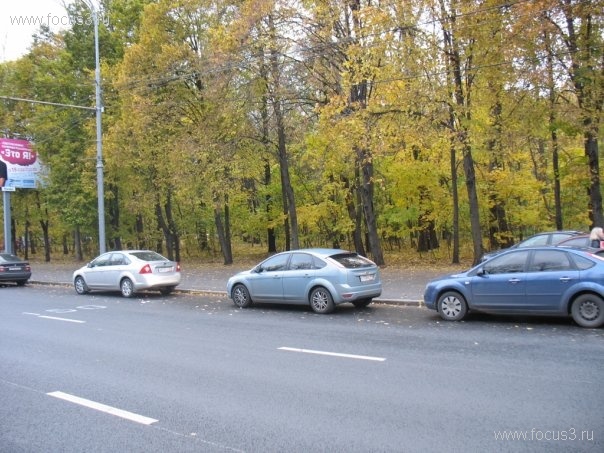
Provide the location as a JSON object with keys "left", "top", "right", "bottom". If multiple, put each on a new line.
{"left": 270, "top": 248, "right": 353, "bottom": 259}
{"left": 491, "top": 245, "right": 598, "bottom": 257}
{"left": 523, "top": 230, "right": 583, "bottom": 238}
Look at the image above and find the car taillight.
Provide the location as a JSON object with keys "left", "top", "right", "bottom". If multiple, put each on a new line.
{"left": 176, "top": 262, "right": 181, "bottom": 272}
{"left": 140, "top": 264, "right": 152, "bottom": 274}
{"left": 0, "top": 266, "right": 5, "bottom": 272}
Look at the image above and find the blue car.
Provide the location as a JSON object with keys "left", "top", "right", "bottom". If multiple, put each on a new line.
{"left": 226, "top": 249, "right": 382, "bottom": 314}
{"left": 424, "top": 247, "right": 604, "bottom": 328}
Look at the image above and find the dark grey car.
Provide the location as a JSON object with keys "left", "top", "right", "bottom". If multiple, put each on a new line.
{"left": 0, "top": 253, "right": 31, "bottom": 286}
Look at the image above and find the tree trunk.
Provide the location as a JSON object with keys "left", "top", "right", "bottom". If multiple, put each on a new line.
{"left": 214, "top": 200, "right": 232, "bottom": 265}
{"left": 155, "top": 193, "right": 179, "bottom": 261}
{"left": 450, "top": 145, "right": 460, "bottom": 264}
{"left": 356, "top": 145, "right": 384, "bottom": 265}
{"left": 268, "top": 13, "right": 299, "bottom": 250}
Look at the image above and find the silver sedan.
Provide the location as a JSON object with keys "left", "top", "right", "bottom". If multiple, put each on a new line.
{"left": 226, "top": 249, "right": 382, "bottom": 314}
{"left": 73, "top": 250, "right": 181, "bottom": 297}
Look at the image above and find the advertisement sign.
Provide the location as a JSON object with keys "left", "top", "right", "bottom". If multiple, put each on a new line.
{"left": 0, "top": 138, "right": 43, "bottom": 189}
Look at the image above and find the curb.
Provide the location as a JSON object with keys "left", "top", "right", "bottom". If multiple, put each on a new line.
{"left": 29, "top": 280, "right": 424, "bottom": 307}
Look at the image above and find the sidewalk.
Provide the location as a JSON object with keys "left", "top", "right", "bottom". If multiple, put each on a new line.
{"left": 28, "top": 260, "right": 462, "bottom": 306}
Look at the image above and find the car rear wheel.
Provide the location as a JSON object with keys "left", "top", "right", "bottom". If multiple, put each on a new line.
{"left": 74, "top": 276, "right": 89, "bottom": 295}
{"left": 232, "top": 283, "right": 252, "bottom": 308}
{"left": 437, "top": 291, "right": 468, "bottom": 321}
{"left": 310, "top": 287, "right": 335, "bottom": 314}
{"left": 352, "top": 298, "right": 372, "bottom": 308}
{"left": 120, "top": 278, "right": 135, "bottom": 298}
{"left": 571, "top": 294, "right": 604, "bottom": 328}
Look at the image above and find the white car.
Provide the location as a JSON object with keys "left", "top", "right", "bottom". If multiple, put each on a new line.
{"left": 73, "top": 250, "right": 181, "bottom": 297}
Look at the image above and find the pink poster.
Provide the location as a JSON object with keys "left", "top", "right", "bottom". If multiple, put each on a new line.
{"left": 0, "top": 138, "right": 42, "bottom": 188}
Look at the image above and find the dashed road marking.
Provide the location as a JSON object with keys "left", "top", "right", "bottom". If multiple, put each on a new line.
{"left": 23, "top": 312, "right": 85, "bottom": 323}
{"left": 47, "top": 391, "right": 158, "bottom": 425}
{"left": 278, "top": 347, "right": 386, "bottom": 362}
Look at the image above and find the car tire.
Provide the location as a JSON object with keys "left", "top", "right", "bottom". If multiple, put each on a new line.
{"left": 74, "top": 276, "right": 89, "bottom": 295}
{"left": 159, "top": 286, "right": 174, "bottom": 295}
{"left": 437, "top": 291, "right": 468, "bottom": 321}
{"left": 232, "top": 283, "right": 252, "bottom": 308}
{"left": 310, "top": 287, "right": 335, "bottom": 314}
{"left": 352, "top": 298, "right": 372, "bottom": 308}
{"left": 571, "top": 294, "right": 604, "bottom": 328}
{"left": 120, "top": 278, "right": 135, "bottom": 298}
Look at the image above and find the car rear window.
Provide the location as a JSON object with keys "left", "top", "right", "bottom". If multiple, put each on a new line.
{"left": 329, "top": 253, "right": 374, "bottom": 269}
{"left": 571, "top": 253, "right": 596, "bottom": 270}
{"left": 130, "top": 251, "right": 169, "bottom": 261}
{"left": 0, "top": 254, "right": 22, "bottom": 262}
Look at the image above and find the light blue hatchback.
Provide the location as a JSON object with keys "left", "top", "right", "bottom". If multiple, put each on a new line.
{"left": 424, "top": 247, "right": 604, "bottom": 328}
{"left": 227, "top": 249, "right": 382, "bottom": 314}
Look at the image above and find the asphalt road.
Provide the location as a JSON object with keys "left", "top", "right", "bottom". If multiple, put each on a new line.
{"left": 1, "top": 284, "right": 603, "bottom": 452}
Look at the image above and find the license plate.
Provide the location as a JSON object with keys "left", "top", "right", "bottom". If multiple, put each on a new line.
{"left": 157, "top": 267, "right": 172, "bottom": 273}
{"left": 9, "top": 267, "right": 21, "bottom": 271}
{"left": 359, "top": 274, "right": 375, "bottom": 282}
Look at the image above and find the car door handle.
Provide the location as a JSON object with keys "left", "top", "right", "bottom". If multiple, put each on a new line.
{"left": 508, "top": 278, "right": 521, "bottom": 284}
{"left": 559, "top": 277, "right": 572, "bottom": 282}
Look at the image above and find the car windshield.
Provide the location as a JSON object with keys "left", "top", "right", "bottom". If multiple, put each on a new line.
{"left": 329, "top": 253, "right": 374, "bottom": 269}
{"left": 130, "top": 251, "right": 169, "bottom": 261}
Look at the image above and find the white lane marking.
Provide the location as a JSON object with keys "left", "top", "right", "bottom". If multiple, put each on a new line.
{"left": 38, "top": 315, "right": 85, "bottom": 323}
{"left": 278, "top": 347, "right": 386, "bottom": 362}
{"left": 47, "top": 391, "right": 158, "bottom": 425}
{"left": 23, "top": 312, "right": 85, "bottom": 323}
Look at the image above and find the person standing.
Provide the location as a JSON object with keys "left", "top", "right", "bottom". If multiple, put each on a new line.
{"left": 589, "top": 227, "right": 604, "bottom": 248}
{"left": 0, "top": 159, "right": 7, "bottom": 187}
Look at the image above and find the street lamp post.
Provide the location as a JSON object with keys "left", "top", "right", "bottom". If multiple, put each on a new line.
{"left": 88, "top": 1, "right": 106, "bottom": 254}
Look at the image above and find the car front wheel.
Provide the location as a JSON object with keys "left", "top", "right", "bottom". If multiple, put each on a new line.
{"left": 571, "top": 294, "right": 604, "bottom": 328}
{"left": 120, "top": 278, "right": 135, "bottom": 298}
{"left": 74, "top": 276, "right": 89, "bottom": 295}
{"left": 310, "top": 287, "right": 335, "bottom": 314}
{"left": 232, "top": 283, "right": 252, "bottom": 308}
{"left": 437, "top": 291, "right": 468, "bottom": 321}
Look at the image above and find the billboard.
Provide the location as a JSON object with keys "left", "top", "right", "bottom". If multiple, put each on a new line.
{"left": 0, "top": 138, "right": 44, "bottom": 189}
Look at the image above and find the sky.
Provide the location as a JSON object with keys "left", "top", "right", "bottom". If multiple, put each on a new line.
{"left": 0, "top": 0, "right": 76, "bottom": 63}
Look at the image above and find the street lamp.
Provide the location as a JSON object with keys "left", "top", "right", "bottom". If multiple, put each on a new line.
{"left": 84, "top": 0, "right": 106, "bottom": 254}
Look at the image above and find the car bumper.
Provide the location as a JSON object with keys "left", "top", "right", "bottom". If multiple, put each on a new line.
{"left": 0, "top": 272, "right": 32, "bottom": 282}
{"left": 332, "top": 283, "right": 382, "bottom": 305}
{"left": 422, "top": 285, "right": 438, "bottom": 310}
{"left": 135, "top": 274, "right": 181, "bottom": 290}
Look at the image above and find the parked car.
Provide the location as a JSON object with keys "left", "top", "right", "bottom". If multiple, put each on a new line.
{"left": 0, "top": 253, "right": 31, "bottom": 286}
{"left": 73, "top": 250, "right": 181, "bottom": 297}
{"left": 424, "top": 247, "right": 604, "bottom": 328}
{"left": 556, "top": 233, "right": 595, "bottom": 249}
{"left": 226, "top": 249, "right": 382, "bottom": 314}
{"left": 480, "top": 230, "right": 582, "bottom": 262}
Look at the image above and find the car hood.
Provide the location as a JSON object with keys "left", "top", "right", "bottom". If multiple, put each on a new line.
{"left": 427, "top": 270, "right": 472, "bottom": 285}
{"left": 230, "top": 269, "right": 254, "bottom": 279}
